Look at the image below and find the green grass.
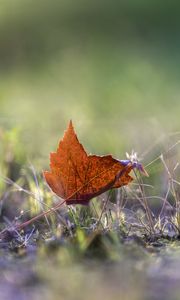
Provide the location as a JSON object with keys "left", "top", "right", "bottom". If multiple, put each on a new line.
{"left": 0, "top": 134, "right": 180, "bottom": 242}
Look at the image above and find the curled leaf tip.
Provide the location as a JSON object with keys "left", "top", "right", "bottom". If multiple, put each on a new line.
{"left": 119, "top": 160, "right": 149, "bottom": 177}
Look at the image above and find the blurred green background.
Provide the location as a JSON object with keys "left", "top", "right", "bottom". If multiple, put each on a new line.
{"left": 0, "top": 0, "right": 180, "bottom": 168}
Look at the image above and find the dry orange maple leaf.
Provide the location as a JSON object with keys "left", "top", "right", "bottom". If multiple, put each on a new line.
{"left": 44, "top": 121, "right": 147, "bottom": 205}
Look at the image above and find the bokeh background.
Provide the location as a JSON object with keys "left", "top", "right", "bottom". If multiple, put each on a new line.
{"left": 0, "top": 0, "right": 180, "bottom": 168}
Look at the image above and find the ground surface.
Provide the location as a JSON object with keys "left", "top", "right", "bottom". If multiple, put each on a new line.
{"left": 1, "top": 238, "right": 180, "bottom": 300}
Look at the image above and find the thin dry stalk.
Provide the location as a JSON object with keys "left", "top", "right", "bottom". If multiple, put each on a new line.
{"left": 133, "top": 170, "right": 155, "bottom": 234}
{"left": 160, "top": 154, "right": 180, "bottom": 229}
